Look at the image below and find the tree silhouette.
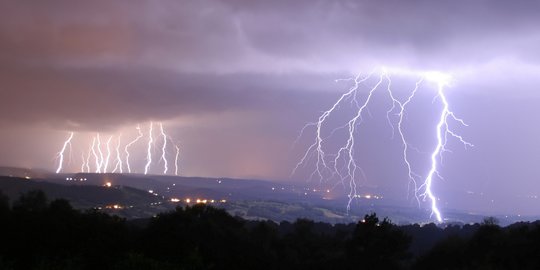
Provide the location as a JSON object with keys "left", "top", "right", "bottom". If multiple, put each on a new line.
{"left": 345, "top": 213, "right": 411, "bottom": 269}
{"left": 4, "top": 189, "right": 540, "bottom": 270}
{"left": 12, "top": 190, "right": 47, "bottom": 213}
{"left": 0, "top": 190, "right": 8, "bottom": 214}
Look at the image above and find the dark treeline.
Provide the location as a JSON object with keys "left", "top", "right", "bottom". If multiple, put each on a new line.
{"left": 1, "top": 190, "right": 540, "bottom": 269}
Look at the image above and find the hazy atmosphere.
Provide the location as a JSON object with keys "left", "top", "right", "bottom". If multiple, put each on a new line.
{"left": 1, "top": 0, "right": 540, "bottom": 216}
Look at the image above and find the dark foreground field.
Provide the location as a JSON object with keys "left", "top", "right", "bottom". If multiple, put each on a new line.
{"left": 1, "top": 190, "right": 540, "bottom": 270}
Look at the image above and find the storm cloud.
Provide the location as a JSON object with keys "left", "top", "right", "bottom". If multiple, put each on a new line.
{"left": 1, "top": 0, "right": 539, "bottom": 129}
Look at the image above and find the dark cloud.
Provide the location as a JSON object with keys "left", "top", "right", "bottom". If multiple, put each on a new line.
{"left": 2, "top": 0, "right": 539, "bottom": 71}
{"left": 1, "top": 0, "right": 538, "bottom": 128}
{"left": 0, "top": 64, "right": 338, "bottom": 129}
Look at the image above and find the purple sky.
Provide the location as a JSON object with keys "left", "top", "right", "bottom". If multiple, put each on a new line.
{"left": 1, "top": 0, "right": 540, "bottom": 215}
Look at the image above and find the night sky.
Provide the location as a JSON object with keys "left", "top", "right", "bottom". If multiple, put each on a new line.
{"left": 1, "top": 0, "right": 540, "bottom": 216}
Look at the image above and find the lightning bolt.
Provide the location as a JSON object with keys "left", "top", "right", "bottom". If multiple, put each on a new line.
{"left": 385, "top": 74, "right": 424, "bottom": 204}
{"left": 91, "top": 135, "right": 101, "bottom": 173}
{"left": 159, "top": 123, "right": 169, "bottom": 174}
{"left": 293, "top": 67, "right": 471, "bottom": 222}
{"left": 292, "top": 70, "right": 382, "bottom": 211}
{"left": 81, "top": 152, "right": 86, "bottom": 173}
{"left": 53, "top": 122, "right": 180, "bottom": 176}
{"left": 174, "top": 144, "right": 180, "bottom": 176}
{"left": 324, "top": 71, "right": 385, "bottom": 211}
{"left": 144, "top": 122, "right": 154, "bottom": 175}
{"left": 96, "top": 133, "right": 104, "bottom": 173}
{"left": 112, "top": 134, "right": 123, "bottom": 173}
{"left": 125, "top": 125, "right": 143, "bottom": 173}
{"left": 102, "top": 136, "right": 113, "bottom": 173}
{"left": 420, "top": 77, "right": 473, "bottom": 222}
{"left": 85, "top": 147, "right": 91, "bottom": 173}
{"left": 55, "top": 132, "right": 74, "bottom": 173}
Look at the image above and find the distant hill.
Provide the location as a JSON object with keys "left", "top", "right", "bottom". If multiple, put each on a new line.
{"left": 0, "top": 176, "right": 172, "bottom": 218}
{"left": 1, "top": 169, "right": 325, "bottom": 204}
{"left": 0, "top": 167, "right": 518, "bottom": 225}
{"left": 0, "top": 166, "right": 53, "bottom": 179}
{"left": 0, "top": 175, "right": 361, "bottom": 224}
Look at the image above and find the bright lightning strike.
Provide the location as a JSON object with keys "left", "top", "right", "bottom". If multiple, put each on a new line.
{"left": 159, "top": 123, "right": 169, "bottom": 174}
{"left": 85, "top": 145, "right": 91, "bottom": 173}
{"left": 125, "top": 125, "right": 144, "bottom": 173}
{"left": 81, "top": 153, "right": 86, "bottom": 173}
{"left": 112, "top": 135, "right": 123, "bottom": 173}
{"left": 96, "top": 134, "right": 104, "bottom": 173}
{"left": 144, "top": 122, "right": 154, "bottom": 175}
{"left": 102, "top": 136, "right": 113, "bottom": 173}
{"left": 293, "top": 67, "right": 471, "bottom": 222}
{"left": 420, "top": 79, "right": 473, "bottom": 222}
{"left": 53, "top": 122, "right": 180, "bottom": 176}
{"left": 174, "top": 144, "right": 180, "bottom": 176}
{"left": 91, "top": 135, "right": 100, "bottom": 173}
{"left": 55, "top": 132, "right": 74, "bottom": 173}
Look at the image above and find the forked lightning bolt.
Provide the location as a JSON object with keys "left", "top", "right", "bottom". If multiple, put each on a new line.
{"left": 54, "top": 122, "right": 180, "bottom": 175}
{"left": 102, "top": 136, "right": 113, "bottom": 173}
{"left": 420, "top": 77, "right": 473, "bottom": 222}
{"left": 91, "top": 135, "right": 100, "bottom": 173}
{"left": 85, "top": 144, "right": 92, "bottom": 172}
{"left": 125, "top": 125, "right": 144, "bottom": 173}
{"left": 81, "top": 153, "right": 86, "bottom": 173}
{"left": 96, "top": 134, "right": 104, "bottom": 173}
{"left": 174, "top": 144, "right": 180, "bottom": 176}
{"left": 112, "top": 135, "right": 123, "bottom": 173}
{"left": 386, "top": 75, "right": 423, "bottom": 205}
{"left": 293, "top": 68, "right": 471, "bottom": 222}
{"left": 159, "top": 123, "right": 169, "bottom": 174}
{"left": 55, "top": 132, "right": 74, "bottom": 173}
{"left": 144, "top": 122, "right": 154, "bottom": 175}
